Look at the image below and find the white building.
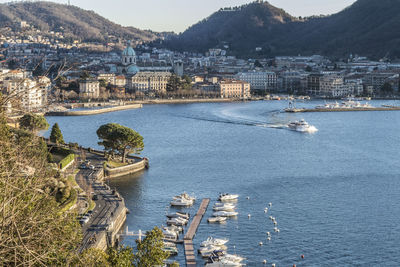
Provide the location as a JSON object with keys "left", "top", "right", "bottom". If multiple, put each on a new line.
{"left": 236, "top": 71, "right": 277, "bottom": 92}
{"left": 3, "top": 78, "right": 45, "bottom": 111}
{"left": 79, "top": 79, "right": 100, "bottom": 99}
{"left": 130, "top": 72, "right": 172, "bottom": 94}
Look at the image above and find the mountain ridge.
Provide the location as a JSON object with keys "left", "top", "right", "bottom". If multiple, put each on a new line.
{"left": 0, "top": 1, "right": 159, "bottom": 43}
{"left": 166, "top": 0, "right": 400, "bottom": 59}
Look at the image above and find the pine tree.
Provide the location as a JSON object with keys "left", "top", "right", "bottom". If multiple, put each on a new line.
{"left": 50, "top": 123, "right": 65, "bottom": 144}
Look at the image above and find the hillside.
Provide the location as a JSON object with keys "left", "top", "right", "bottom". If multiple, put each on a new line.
{"left": 167, "top": 0, "right": 400, "bottom": 59}
{"left": 0, "top": 1, "right": 158, "bottom": 43}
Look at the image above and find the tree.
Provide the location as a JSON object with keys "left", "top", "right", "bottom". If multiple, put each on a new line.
{"left": 50, "top": 123, "right": 65, "bottom": 144}
{"left": 305, "top": 66, "right": 313, "bottom": 72}
{"left": 19, "top": 113, "right": 49, "bottom": 133}
{"left": 97, "top": 123, "right": 144, "bottom": 163}
{"left": 254, "top": 59, "right": 263, "bottom": 68}
{"left": 166, "top": 74, "right": 181, "bottom": 92}
{"left": 107, "top": 246, "right": 135, "bottom": 267}
{"left": 0, "top": 111, "right": 81, "bottom": 266}
{"left": 134, "top": 227, "right": 168, "bottom": 267}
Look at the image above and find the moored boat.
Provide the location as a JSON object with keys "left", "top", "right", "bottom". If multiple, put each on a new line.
{"left": 208, "top": 216, "right": 228, "bottom": 223}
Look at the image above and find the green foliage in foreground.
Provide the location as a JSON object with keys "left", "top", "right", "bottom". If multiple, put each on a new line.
{"left": 50, "top": 122, "right": 65, "bottom": 144}
{"left": 18, "top": 113, "right": 49, "bottom": 133}
{"left": 59, "top": 153, "right": 75, "bottom": 169}
{"left": 78, "top": 227, "right": 170, "bottom": 267}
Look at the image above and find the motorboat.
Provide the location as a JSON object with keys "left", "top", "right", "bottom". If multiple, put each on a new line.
{"left": 287, "top": 119, "right": 318, "bottom": 133}
{"left": 166, "top": 212, "right": 190, "bottom": 220}
{"left": 172, "top": 192, "right": 195, "bottom": 202}
{"left": 162, "top": 246, "right": 178, "bottom": 256}
{"left": 163, "top": 225, "right": 183, "bottom": 234}
{"left": 201, "top": 237, "right": 229, "bottom": 247}
{"left": 208, "top": 216, "right": 227, "bottom": 223}
{"left": 163, "top": 241, "right": 177, "bottom": 248}
{"left": 218, "top": 193, "right": 239, "bottom": 201}
{"left": 170, "top": 198, "right": 194, "bottom": 207}
{"left": 199, "top": 245, "right": 228, "bottom": 256}
{"left": 213, "top": 205, "right": 236, "bottom": 211}
{"left": 166, "top": 217, "right": 188, "bottom": 226}
{"left": 220, "top": 254, "right": 246, "bottom": 263}
{"left": 213, "top": 211, "right": 238, "bottom": 217}
{"left": 205, "top": 257, "right": 243, "bottom": 267}
{"left": 213, "top": 202, "right": 236, "bottom": 208}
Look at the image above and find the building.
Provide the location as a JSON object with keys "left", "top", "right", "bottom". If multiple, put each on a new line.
{"left": 79, "top": 79, "right": 100, "bottom": 99}
{"left": 119, "top": 41, "right": 139, "bottom": 75}
{"left": 98, "top": 73, "right": 116, "bottom": 85}
{"left": 3, "top": 78, "right": 44, "bottom": 111}
{"left": 218, "top": 79, "right": 250, "bottom": 99}
{"left": 130, "top": 72, "right": 172, "bottom": 94}
{"left": 236, "top": 71, "right": 276, "bottom": 93}
{"left": 307, "top": 73, "right": 324, "bottom": 95}
{"left": 173, "top": 61, "right": 184, "bottom": 76}
{"left": 115, "top": 76, "right": 126, "bottom": 88}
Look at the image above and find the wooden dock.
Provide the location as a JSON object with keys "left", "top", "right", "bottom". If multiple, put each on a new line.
{"left": 184, "top": 198, "right": 210, "bottom": 267}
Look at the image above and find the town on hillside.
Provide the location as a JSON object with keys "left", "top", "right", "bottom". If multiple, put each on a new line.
{"left": 1, "top": 13, "right": 400, "bottom": 116}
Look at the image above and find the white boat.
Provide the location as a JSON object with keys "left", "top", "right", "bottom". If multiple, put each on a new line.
{"left": 288, "top": 119, "right": 318, "bottom": 133}
{"left": 205, "top": 259, "right": 243, "bottom": 267}
{"left": 199, "top": 245, "right": 228, "bottom": 256}
{"left": 162, "top": 246, "right": 178, "bottom": 256}
{"left": 213, "top": 205, "right": 236, "bottom": 211}
{"left": 218, "top": 193, "right": 239, "bottom": 201}
{"left": 221, "top": 254, "right": 246, "bottom": 263}
{"left": 213, "top": 202, "right": 236, "bottom": 208}
{"left": 166, "top": 217, "right": 188, "bottom": 226}
{"left": 163, "top": 225, "right": 183, "bottom": 234}
{"left": 166, "top": 212, "right": 190, "bottom": 220}
{"left": 201, "top": 237, "right": 229, "bottom": 247}
{"left": 207, "top": 216, "right": 227, "bottom": 223}
{"left": 213, "top": 211, "right": 238, "bottom": 217}
{"left": 170, "top": 198, "right": 194, "bottom": 207}
{"left": 172, "top": 192, "right": 196, "bottom": 202}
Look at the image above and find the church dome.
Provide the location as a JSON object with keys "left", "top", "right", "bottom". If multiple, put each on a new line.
{"left": 122, "top": 41, "right": 136, "bottom": 57}
{"left": 126, "top": 65, "right": 139, "bottom": 74}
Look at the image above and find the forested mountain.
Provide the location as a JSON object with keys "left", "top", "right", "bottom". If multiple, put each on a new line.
{"left": 167, "top": 0, "right": 400, "bottom": 59}
{"left": 0, "top": 1, "right": 158, "bottom": 42}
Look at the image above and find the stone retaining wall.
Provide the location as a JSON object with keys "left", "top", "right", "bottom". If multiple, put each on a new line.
{"left": 46, "top": 104, "right": 142, "bottom": 116}
{"left": 104, "top": 158, "right": 148, "bottom": 178}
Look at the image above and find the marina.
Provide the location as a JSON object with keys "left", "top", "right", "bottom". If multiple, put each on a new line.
{"left": 46, "top": 101, "right": 400, "bottom": 265}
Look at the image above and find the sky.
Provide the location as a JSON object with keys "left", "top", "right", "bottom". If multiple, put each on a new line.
{"left": 1, "top": 0, "right": 357, "bottom": 32}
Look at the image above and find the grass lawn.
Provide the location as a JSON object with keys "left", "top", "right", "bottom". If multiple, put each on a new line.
{"left": 106, "top": 160, "right": 129, "bottom": 168}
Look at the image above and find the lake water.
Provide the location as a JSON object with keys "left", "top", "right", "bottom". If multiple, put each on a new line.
{"left": 45, "top": 100, "right": 400, "bottom": 266}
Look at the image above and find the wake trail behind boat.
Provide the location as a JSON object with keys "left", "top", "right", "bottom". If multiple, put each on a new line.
{"left": 176, "top": 114, "right": 286, "bottom": 129}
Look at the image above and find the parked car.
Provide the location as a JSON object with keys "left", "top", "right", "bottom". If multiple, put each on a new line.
{"left": 79, "top": 216, "right": 90, "bottom": 225}
{"left": 79, "top": 163, "right": 88, "bottom": 169}
{"left": 92, "top": 194, "right": 98, "bottom": 201}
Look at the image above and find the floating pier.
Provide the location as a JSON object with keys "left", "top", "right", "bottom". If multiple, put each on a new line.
{"left": 184, "top": 198, "right": 210, "bottom": 267}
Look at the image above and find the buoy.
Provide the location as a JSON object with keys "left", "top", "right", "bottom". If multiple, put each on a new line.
{"left": 293, "top": 265, "right": 296, "bottom": 267}
{"left": 263, "top": 260, "right": 267, "bottom": 264}
{"left": 272, "top": 264, "right": 276, "bottom": 267}
{"left": 301, "top": 254, "right": 304, "bottom": 259}
{"left": 269, "top": 216, "right": 273, "bottom": 220}
{"left": 248, "top": 214, "right": 251, "bottom": 218}
{"left": 264, "top": 208, "right": 268, "bottom": 213}
{"left": 246, "top": 196, "right": 250, "bottom": 200}
{"left": 274, "top": 221, "right": 277, "bottom": 225}
{"left": 269, "top": 202, "right": 272, "bottom": 207}
{"left": 259, "top": 241, "right": 263, "bottom": 246}
{"left": 266, "top": 231, "right": 270, "bottom": 236}
{"left": 267, "top": 237, "right": 271, "bottom": 241}
{"left": 277, "top": 229, "right": 280, "bottom": 233}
